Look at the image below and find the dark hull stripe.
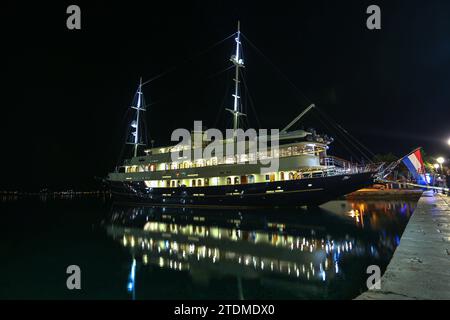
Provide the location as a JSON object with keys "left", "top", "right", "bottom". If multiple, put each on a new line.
{"left": 108, "top": 171, "right": 376, "bottom": 207}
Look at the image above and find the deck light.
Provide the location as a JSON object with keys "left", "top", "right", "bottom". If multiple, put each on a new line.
{"left": 436, "top": 157, "right": 445, "bottom": 173}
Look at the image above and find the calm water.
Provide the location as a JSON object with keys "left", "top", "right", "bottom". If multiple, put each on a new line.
{"left": 0, "top": 195, "right": 417, "bottom": 300}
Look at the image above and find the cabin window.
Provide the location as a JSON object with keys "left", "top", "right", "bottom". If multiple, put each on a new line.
{"left": 196, "top": 160, "right": 205, "bottom": 167}
{"left": 197, "top": 179, "right": 202, "bottom": 186}
{"left": 204, "top": 178, "right": 209, "bottom": 186}
{"left": 227, "top": 177, "right": 232, "bottom": 185}
{"left": 289, "top": 172, "right": 294, "bottom": 180}
{"left": 280, "top": 172, "right": 285, "bottom": 180}
{"left": 265, "top": 175, "right": 270, "bottom": 181}
{"left": 177, "top": 180, "right": 181, "bottom": 187}
{"left": 171, "top": 181, "right": 176, "bottom": 187}
{"left": 192, "top": 180, "right": 196, "bottom": 187}
{"left": 248, "top": 175, "right": 255, "bottom": 183}
{"left": 225, "top": 157, "right": 235, "bottom": 164}
{"left": 234, "top": 177, "right": 240, "bottom": 185}
{"left": 166, "top": 180, "right": 170, "bottom": 187}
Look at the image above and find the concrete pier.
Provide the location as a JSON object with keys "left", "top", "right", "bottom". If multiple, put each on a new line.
{"left": 357, "top": 191, "right": 450, "bottom": 300}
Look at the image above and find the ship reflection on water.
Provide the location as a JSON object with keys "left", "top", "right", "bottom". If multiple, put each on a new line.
{"left": 106, "top": 200, "right": 415, "bottom": 299}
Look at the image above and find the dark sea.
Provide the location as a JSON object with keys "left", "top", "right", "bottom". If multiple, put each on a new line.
{"left": 0, "top": 194, "right": 417, "bottom": 300}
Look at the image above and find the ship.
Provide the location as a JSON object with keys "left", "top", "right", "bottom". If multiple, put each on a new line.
{"left": 106, "top": 22, "right": 379, "bottom": 207}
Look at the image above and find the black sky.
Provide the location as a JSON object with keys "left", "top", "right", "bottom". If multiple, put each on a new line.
{"left": 2, "top": 0, "right": 450, "bottom": 190}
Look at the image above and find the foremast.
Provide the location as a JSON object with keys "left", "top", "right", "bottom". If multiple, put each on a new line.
{"left": 129, "top": 78, "right": 147, "bottom": 157}
{"left": 226, "top": 21, "right": 246, "bottom": 139}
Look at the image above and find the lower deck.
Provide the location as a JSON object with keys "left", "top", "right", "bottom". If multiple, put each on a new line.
{"left": 109, "top": 171, "right": 376, "bottom": 207}
{"left": 142, "top": 169, "right": 329, "bottom": 188}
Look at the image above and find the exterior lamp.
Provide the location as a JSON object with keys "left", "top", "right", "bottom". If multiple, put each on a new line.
{"left": 436, "top": 157, "right": 445, "bottom": 173}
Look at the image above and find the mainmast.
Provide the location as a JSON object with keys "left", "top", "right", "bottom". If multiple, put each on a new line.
{"left": 130, "top": 77, "right": 146, "bottom": 157}
{"left": 227, "top": 21, "right": 246, "bottom": 138}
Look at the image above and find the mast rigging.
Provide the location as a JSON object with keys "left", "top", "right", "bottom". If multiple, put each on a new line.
{"left": 226, "top": 21, "right": 246, "bottom": 138}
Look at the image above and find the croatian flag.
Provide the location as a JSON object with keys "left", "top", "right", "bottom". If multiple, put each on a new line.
{"left": 402, "top": 148, "right": 427, "bottom": 185}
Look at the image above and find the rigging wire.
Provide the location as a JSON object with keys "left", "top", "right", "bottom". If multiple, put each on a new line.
{"left": 311, "top": 112, "right": 362, "bottom": 163}
{"left": 116, "top": 89, "right": 151, "bottom": 166}
{"left": 335, "top": 122, "right": 376, "bottom": 158}
{"left": 239, "top": 68, "right": 262, "bottom": 129}
{"left": 241, "top": 33, "right": 314, "bottom": 106}
{"left": 141, "top": 32, "right": 237, "bottom": 87}
{"left": 314, "top": 106, "right": 374, "bottom": 162}
{"left": 226, "top": 31, "right": 373, "bottom": 164}
{"left": 315, "top": 111, "right": 372, "bottom": 163}
{"left": 141, "top": 94, "right": 150, "bottom": 147}
{"left": 115, "top": 108, "right": 133, "bottom": 168}
{"left": 124, "top": 30, "right": 375, "bottom": 168}
{"left": 213, "top": 68, "right": 233, "bottom": 129}
{"left": 206, "top": 65, "right": 235, "bottom": 80}
{"left": 239, "top": 34, "right": 381, "bottom": 163}
{"left": 145, "top": 65, "right": 234, "bottom": 108}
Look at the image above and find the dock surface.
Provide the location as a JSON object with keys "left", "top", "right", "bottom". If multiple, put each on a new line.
{"left": 357, "top": 192, "right": 450, "bottom": 300}
{"left": 346, "top": 188, "right": 423, "bottom": 200}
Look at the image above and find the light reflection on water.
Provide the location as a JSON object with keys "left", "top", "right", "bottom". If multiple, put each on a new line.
{"left": 107, "top": 200, "right": 415, "bottom": 300}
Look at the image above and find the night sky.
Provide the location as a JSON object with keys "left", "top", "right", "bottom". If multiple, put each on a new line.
{"left": 3, "top": 1, "right": 450, "bottom": 190}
